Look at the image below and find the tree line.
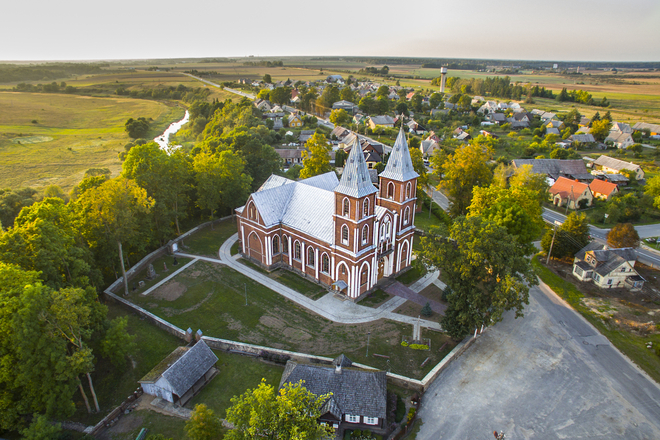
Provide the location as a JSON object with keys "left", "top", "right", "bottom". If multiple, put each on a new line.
{"left": 0, "top": 62, "right": 109, "bottom": 83}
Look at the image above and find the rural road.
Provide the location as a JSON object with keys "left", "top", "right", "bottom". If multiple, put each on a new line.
{"left": 417, "top": 283, "right": 660, "bottom": 439}
{"left": 542, "top": 208, "right": 660, "bottom": 267}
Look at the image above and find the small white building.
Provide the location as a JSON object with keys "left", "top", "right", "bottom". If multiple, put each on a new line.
{"left": 139, "top": 340, "right": 218, "bottom": 406}
{"left": 572, "top": 243, "right": 644, "bottom": 290}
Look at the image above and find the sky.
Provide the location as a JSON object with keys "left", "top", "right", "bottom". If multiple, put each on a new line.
{"left": 1, "top": 0, "right": 659, "bottom": 62}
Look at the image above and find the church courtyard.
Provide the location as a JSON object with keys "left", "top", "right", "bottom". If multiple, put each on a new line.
{"left": 123, "top": 256, "right": 455, "bottom": 379}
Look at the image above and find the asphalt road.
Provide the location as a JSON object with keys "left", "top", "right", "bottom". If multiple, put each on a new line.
{"left": 417, "top": 283, "right": 660, "bottom": 439}
{"left": 541, "top": 208, "right": 660, "bottom": 267}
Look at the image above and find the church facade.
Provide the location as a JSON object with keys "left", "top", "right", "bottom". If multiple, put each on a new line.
{"left": 235, "top": 128, "right": 418, "bottom": 300}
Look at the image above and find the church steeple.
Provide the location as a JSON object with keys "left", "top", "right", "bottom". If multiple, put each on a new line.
{"left": 335, "top": 136, "right": 378, "bottom": 198}
{"left": 380, "top": 126, "right": 419, "bottom": 182}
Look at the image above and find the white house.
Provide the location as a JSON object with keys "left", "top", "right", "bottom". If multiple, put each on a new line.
{"left": 139, "top": 340, "right": 218, "bottom": 406}
{"left": 605, "top": 131, "right": 635, "bottom": 149}
{"left": 573, "top": 243, "right": 644, "bottom": 290}
{"left": 593, "top": 155, "right": 644, "bottom": 180}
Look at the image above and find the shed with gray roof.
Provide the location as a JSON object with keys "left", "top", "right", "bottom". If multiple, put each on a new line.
{"left": 139, "top": 340, "right": 218, "bottom": 406}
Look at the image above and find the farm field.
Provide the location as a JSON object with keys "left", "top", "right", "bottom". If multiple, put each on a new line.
{"left": 0, "top": 91, "right": 184, "bottom": 191}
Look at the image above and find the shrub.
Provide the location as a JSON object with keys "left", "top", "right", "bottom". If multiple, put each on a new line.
{"left": 410, "top": 344, "right": 429, "bottom": 350}
{"left": 401, "top": 340, "right": 409, "bottom": 347}
{"left": 421, "top": 302, "right": 433, "bottom": 317}
{"left": 407, "top": 407, "right": 417, "bottom": 424}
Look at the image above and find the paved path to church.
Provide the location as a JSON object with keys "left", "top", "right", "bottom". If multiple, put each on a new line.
{"left": 383, "top": 281, "right": 447, "bottom": 314}
{"left": 176, "top": 234, "right": 442, "bottom": 330}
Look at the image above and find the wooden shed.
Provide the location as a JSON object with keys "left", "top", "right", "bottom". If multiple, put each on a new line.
{"left": 139, "top": 340, "right": 218, "bottom": 406}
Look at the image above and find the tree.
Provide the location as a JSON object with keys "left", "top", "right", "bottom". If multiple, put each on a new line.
{"left": 262, "top": 74, "right": 272, "bottom": 84}
{"left": 100, "top": 316, "right": 136, "bottom": 366}
{"left": 628, "top": 143, "right": 643, "bottom": 154}
{"left": 607, "top": 223, "right": 640, "bottom": 249}
{"left": 433, "top": 142, "right": 492, "bottom": 216}
{"left": 193, "top": 149, "right": 252, "bottom": 221}
{"left": 541, "top": 212, "right": 590, "bottom": 260}
{"left": 43, "top": 185, "right": 66, "bottom": 201}
{"left": 300, "top": 133, "right": 332, "bottom": 179}
{"left": 256, "top": 89, "right": 270, "bottom": 100}
{"left": 429, "top": 92, "right": 443, "bottom": 108}
{"left": 124, "top": 117, "right": 150, "bottom": 139}
{"left": 590, "top": 119, "right": 612, "bottom": 142}
{"left": 334, "top": 149, "right": 347, "bottom": 168}
{"left": 21, "top": 414, "right": 62, "bottom": 440}
{"left": 411, "top": 93, "right": 423, "bottom": 112}
{"left": 645, "top": 175, "right": 660, "bottom": 208}
{"left": 395, "top": 102, "right": 408, "bottom": 116}
{"left": 468, "top": 185, "right": 545, "bottom": 254}
{"left": 186, "top": 404, "right": 222, "bottom": 440}
{"left": 409, "top": 147, "right": 428, "bottom": 191}
{"left": 418, "top": 216, "right": 537, "bottom": 338}
{"left": 316, "top": 86, "right": 340, "bottom": 112}
{"left": 225, "top": 380, "right": 334, "bottom": 440}
{"left": 421, "top": 302, "right": 433, "bottom": 317}
{"left": 509, "top": 164, "right": 549, "bottom": 205}
{"left": 329, "top": 109, "right": 351, "bottom": 126}
{"left": 358, "top": 96, "right": 376, "bottom": 114}
{"left": 0, "top": 187, "right": 39, "bottom": 229}
{"left": 0, "top": 197, "right": 102, "bottom": 290}
{"left": 270, "top": 87, "right": 291, "bottom": 105}
{"left": 76, "top": 178, "right": 154, "bottom": 296}
{"left": 339, "top": 87, "right": 354, "bottom": 102}
{"left": 550, "top": 148, "right": 569, "bottom": 159}
{"left": 376, "top": 85, "right": 389, "bottom": 98}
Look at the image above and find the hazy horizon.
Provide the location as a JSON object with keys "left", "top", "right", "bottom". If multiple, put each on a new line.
{"left": 2, "top": 0, "right": 659, "bottom": 62}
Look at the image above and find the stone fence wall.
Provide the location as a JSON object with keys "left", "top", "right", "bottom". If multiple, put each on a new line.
{"left": 105, "top": 215, "right": 234, "bottom": 296}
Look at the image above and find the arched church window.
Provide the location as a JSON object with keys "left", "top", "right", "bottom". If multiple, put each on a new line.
{"left": 307, "top": 247, "right": 315, "bottom": 268}
{"left": 363, "top": 198, "right": 369, "bottom": 217}
{"left": 282, "top": 235, "right": 289, "bottom": 255}
{"left": 387, "top": 182, "right": 395, "bottom": 199}
{"left": 322, "top": 254, "right": 330, "bottom": 273}
{"left": 342, "top": 225, "right": 349, "bottom": 245}
{"left": 343, "top": 198, "right": 350, "bottom": 217}
{"left": 272, "top": 235, "right": 280, "bottom": 254}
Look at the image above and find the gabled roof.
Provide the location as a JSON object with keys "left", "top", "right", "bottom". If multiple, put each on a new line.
{"left": 605, "top": 131, "right": 633, "bottom": 144}
{"left": 549, "top": 177, "right": 590, "bottom": 200}
{"left": 575, "top": 243, "right": 638, "bottom": 277}
{"left": 258, "top": 174, "right": 294, "bottom": 191}
{"left": 335, "top": 138, "right": 378, "bottom": 198}
{"left": 589, "top": 179, "right": 618, "bottom": 197}
{"left": 633, "top": 122, "right": 660, "bottom": 133}
{"left": 512, "top": 159, "right": 589, "bottom": 180}
{"left": 139, "top": 341, "right": 218, "bottom": 397}
{"left": 279, "top": 360, "right": 387, "bottom": 419}
{"left": 569, "top": 134, "right": 596, "bottom": 143}
{"left": 369, "top": 115, "right": 395, "bottom": 126}
{"left": 245, "top": 172, "right": 340, "bottom": 244}
{"left": 594, "top": 155, "right": 641, "bottom": 172}
{"left": 379, "top": 128, "right": 419, "bottom": 182}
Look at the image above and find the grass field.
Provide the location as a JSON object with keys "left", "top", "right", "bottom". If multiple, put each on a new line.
{"left": 125, "top": 260, "right": 453, "bottom": 379}
{"left": 0, "top": 91, "right": 184, "bottom": 191}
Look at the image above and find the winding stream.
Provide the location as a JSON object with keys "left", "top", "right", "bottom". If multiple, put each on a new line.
{"left": 153, "top": 110, "right": 190, "bottom": 150}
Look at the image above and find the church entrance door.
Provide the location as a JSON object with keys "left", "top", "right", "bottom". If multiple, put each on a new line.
{"left": 248, "top": 232, "right": 262, "bottom": 263}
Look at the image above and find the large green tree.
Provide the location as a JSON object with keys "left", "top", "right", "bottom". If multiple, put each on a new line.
{"left": 541, "top": 212, "right": 590, "bottom": 260}
{"left": 270, "top": 87, "right": 291, "bottom": 105}
{"left": 329, "top": 109, "right": 351, "bottom": 126}
{"left": 186, "top": 404, "right": 222, "bottom": 440}
{"left": 509, "top": 164, "right": 549, "bottom": 205}
{"left": 225, "top": 380, "right": 334, "bottom": 440}
{"left": 76, "top": 178, "right": 154, "bottom": 296}
{"left": 468, "top": 185, "right": 544, "bottom": 254}
{"left": 0, "top": 197, "right": 101, "bottom": 290}
{"left": 300, "top": 133, "right": 333, "bottom": 179}
{"left": 607, "top": 223, "right": 640, "bottom": 249}
{"left": 432, "top": 142, "right": 493, "bottom": 216}
{"left": 193, "top": 149, "right": 252, "bottom": 221}
{"left": 419, "top": 216, "right": 537, "bottom": 338}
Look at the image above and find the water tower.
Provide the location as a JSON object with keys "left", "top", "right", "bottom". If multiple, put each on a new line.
{"left": 440, "top": 67, "right": 448, "bottom": 93}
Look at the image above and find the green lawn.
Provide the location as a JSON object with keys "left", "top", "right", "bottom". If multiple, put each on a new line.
{"left": 414, "top": 204, "right": 446, "bottom": 233}
{"left": 396, "top": 264, "right": 428, "bottom": 286}
{"left": 358, "top": 289, "right": 393, "bottom": 308}
{"left": 104, "top": 410, "right": 190, "bottom": 440}
{"left": 238, "top": 258, "right": 328, "bottom": 299}
{"left": 129, "top": 254, "right": 193, "bottom": 295}
{"left": 188, "top": 351, "right": 284, "bottom": 419}
{"left": 532, "top": 255, "right": 660, "bottom": 384}
{"left": 181, "top": 218, "right": 237, "bottom": 257}
{"left": 124, "top": 261, "right": 453, "bottom": 379}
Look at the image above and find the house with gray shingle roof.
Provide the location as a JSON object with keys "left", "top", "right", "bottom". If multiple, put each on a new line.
{"left": 139, "top": 340, "right": 218, "bottom": 406}
{"left": 573, "top": 243, "right": 644, "bottom": 290}
{"left": 593, "top": 155, "right": 644, "bottom": 180}
{"left": 279, "top": 355, "right": 387, "bottom": 432}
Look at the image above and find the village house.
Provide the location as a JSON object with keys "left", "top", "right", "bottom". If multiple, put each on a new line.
{"left": 332, "top": 100, "right": 359, "bottom": 114}
{"left": 633, "top": 122, "right": 660, "bottom": 137}
{"left": 593, "top": 155, "right": 644, "bottom": 180}
{"left": 279, "top": 355, "right": 387, "bottom": 433}
{"left": 420, "top": 139, "right": 440, "bottom": 159}
{"left": 235, "top": 128, "right": 418, "bottom": 300}
{"left": 276, "top": 148, "right": 304, "bottom": 166}
{"left": 611, "top": 122, "right": 633, "bottom": 134}
{"left": 288, "top": 113, "right": 303, "bottom": 128}
{"left": 573, "top": 243, "right": 644, "bottom": 290}
{"left": 512, "top": 159, "right": 593, "bottom": 183}
{"left": 367, "top": 115, "right": 395, "bottom": 129}
{"left": 589, "top": 179, "right": 619, "bottom": 200}
{"left": 139, "top": 340, "right": 218, "bottom": 407}
{"left": 605, "top": 131, "right": 635, "bottom": 149}
{"left": 549, "top": 176, "right": 593, "bottom": 209}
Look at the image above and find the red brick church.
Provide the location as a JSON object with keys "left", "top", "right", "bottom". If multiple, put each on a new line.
{"left": 235, "top": 127, "right": 418, "bottom": 300}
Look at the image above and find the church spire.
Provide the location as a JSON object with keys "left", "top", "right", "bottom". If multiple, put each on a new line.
{"left": 334, "top": 136, "right": 377, "bottom": 198}
{"left": 380, "top": 125, "right": 419, "bottom": 182}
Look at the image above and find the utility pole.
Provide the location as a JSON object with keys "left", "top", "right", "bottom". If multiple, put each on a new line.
{"left": 546, "top": 220, "right": 562, "bottom": 264}
{"left": 366, "top": 331, "right": 371, "bottom": 357}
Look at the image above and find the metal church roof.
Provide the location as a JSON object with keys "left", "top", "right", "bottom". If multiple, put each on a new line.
{"left": 379, "top": 127, "right": 419, "bottom": 182}
{"left": 334, "top": 137, "right": 378, "bottom": 198}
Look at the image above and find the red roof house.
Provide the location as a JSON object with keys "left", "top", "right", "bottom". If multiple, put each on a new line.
{"left": 549, "top": 177, "right": 593, "bottom": 209}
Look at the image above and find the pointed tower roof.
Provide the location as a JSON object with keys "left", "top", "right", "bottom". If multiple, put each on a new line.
{"left": 335, "top": 136, "right": 378, "bottom": 198}
{"left": 380, "top": 126, "right": 419, "bottom": 182}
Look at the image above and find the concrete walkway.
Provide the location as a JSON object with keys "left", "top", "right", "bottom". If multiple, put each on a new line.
{"left": 176, "top": 234, "right": 442, "bottom": 330}
{"left": 384, "top": 281, "right": 447, "bottom": 314}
